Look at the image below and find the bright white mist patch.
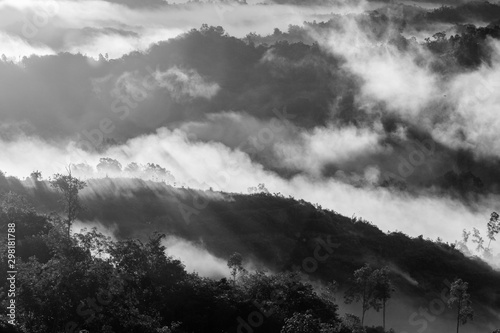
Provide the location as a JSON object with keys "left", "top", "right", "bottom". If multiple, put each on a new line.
{"left": 162, "top": 236, "right": 230, "bottom": 278}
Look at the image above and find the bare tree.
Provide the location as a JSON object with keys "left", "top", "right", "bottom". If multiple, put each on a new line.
{"left": 471, "top": 228, "right": 484, "bottom": 253}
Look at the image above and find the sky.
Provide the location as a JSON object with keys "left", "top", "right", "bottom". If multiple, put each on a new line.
{"left": 1, "top": 0, "right": 500, "bottom": 261}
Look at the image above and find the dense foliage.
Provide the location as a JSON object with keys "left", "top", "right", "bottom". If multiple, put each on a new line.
{"left": 0, "top": 201, "right": 340, "bottom": 332}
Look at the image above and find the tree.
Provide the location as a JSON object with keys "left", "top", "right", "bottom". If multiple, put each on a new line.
{"left": 448, "top": 278, "right": 474, "bottom": 333}
{"left": 432, "top": 31, "right": 446, "bottom": 41}
{"left": 96, "top": 157, "right": 122, "bottom": 174}
{"left": 30, "top": 170, "right": 42, "bottom": 182}
{"left": 455, "top": 229, "right": 471, "bottom": 254}
{"left": 344, "top": 264, "right": 378, "bottom": 326}
{"left": 72, "top": 163, "right": 94, "bottom": 177}
{"left": 50, "top": 170, "right": 87, "bottom": 238}
{"left": 372, "top": 267, "right": 394, "bottom": 331}
{"left": 339, "top": 314, "right": 364, "bottom": 333}
{"left": 487, "top": 212, "right": 500, "bottom": 250}
{"left": 125, "top": 162, "right": 141, "bottom": 173}
{"left": 227, "top": 252, "right": 245, "bottom": 285}
{"left": 143, "top": 163, "right": 175, "bottom": 183}
{"left": 240, "top": 271, "right": 339, "bottom": 328}
{"left": 248, "top": 183, "right": 270, "bottom": 194}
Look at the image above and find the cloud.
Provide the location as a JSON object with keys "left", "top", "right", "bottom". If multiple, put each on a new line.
{"left": 110, "top": 66, "right": 219, "bottom": 108}
{"left": 318, "top": 15, "right": 440, "bottom": 120}
{"left": 0, "top": 0, "right": 367, "bottom": 59}
{"left": 434, "top": 40, "right": 500, "bottom": 158}
{"left": 274, "top": 124, "right": 387, "bottom": 176}
{"left": 0, "top": 31, "right": 54, "bottom": 59}
{"left": 1, "top": 127, "right": 499, "bottom": 258}
{"left": 313, "top": 9, "right": 500, "bottom": 168}
{"left": 154, "top": 66, "right": 221, "bottom": 100}
{"left": 162, "top": 236, "right": 230, "bottom": 278}
{"left": 2, "top": 0, "right": 500, "bottom": 270}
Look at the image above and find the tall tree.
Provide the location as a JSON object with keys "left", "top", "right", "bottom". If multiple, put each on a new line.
{"left": 50, "top": 169, "right": 87, "bottom": 238}
{"left": 372, "top": 267, "right": 394, "bottom": 331}
{"left": 448, "top": 278, "right": 474, "bottom": 333}
{"left": 487, "top": 212, "right": 500, "bottom": 250}
{"left": 344, "top": 264, "right": 378, "bottom": 326}
{"left": 227, "top": 252, "right": 245, "bottom": 285}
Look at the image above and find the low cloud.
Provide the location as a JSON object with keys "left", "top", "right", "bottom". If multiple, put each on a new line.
{"left": 163, "top": 236, "right": 230, "bottom": 278}
{"left": 154, "top": 67, "right": 221, "bottom": 100}
{"left": 2, "top": 127, "right": 499, "bottom": 257}
{"left": 274, "top": 124, "right": 387, "bottom": 176}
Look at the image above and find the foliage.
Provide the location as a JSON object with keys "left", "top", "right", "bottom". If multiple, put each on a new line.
{"left": 1, "top": 174, "right": 500, "bottom": 331}
{"left": 344, "top": 264, "right": 378, "bottom": 326}
{"left": 338, "top": 314, "right": 365, "bottom": 333}
{"left": 96, "top": 158, "right": 122, "bottom": 174}
{"left": 50, "top": 172, "right": 87, "bottom": 238}
{"left": 487, "top": 212, "right": 500, "bottom": 248}
{"left": 371, "top": 267, "right": 394, "bottom": 330}
{"left": 280, "top": 312, "right": 321, "bottom": 333}
{"left": 29, "top": 171, "right": 42, "bottom": 181}
{"left": 227, "top": 252, "right": 245, "bottom": 284}
{"left": 0, "top": 193, "right": 342, "bottom": 333}
{"left": 448, "top": 278, "right": 474, "bottom": 333}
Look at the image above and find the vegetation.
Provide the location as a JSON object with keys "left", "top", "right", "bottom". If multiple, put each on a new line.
{"left": 344, "top": 265, "right": 394, "bottom": 328}
{"left": 227, "top": 252, "right": 245, "bottom": 285}
{"left": 49, "top": 170, "right": 87, "bottom": 238}
{"left": 371, "top": 267, "right": 394, "bottom": 331}
{"left": 448, "top": 278, "right": 474, "bottom": 333}
{"left": 2, "top": 1, "right": 500, "bottom": 331}
{"left": 0, "top": 172, "right": 497, "bottom": 332}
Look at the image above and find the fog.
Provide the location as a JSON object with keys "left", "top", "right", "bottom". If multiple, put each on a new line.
{"left": 1, "top": 1, "right": 500, "bottom": 330}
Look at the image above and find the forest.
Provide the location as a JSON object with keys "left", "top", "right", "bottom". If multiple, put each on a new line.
{"left": 0, "top": 167, "right": 499, "bottom": 332}
{"left": 2, "top": 0, "right": 500, "bottom": 332}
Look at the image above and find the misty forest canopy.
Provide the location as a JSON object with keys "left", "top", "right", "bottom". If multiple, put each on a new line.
{"left": 2, "top": 0, "right": 500, "bottom": 332}
{"left": 0, "top": 170, "right": 500, "bottom": 332}
{"left": 2, "top": 2, "right": 500, "bottom": 198}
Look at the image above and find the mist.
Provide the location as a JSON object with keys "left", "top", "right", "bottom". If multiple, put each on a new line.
{"left": 1, "top": 1, "right": 500, "bottom": 332}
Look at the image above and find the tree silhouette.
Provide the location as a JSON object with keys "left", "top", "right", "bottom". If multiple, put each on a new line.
{"left": 96, "top": 157, "right": 122, "bottom": 174}
{"left": 50, "top": 169, "right": 87, "bottom": 238}
{"left": 344, "top": 264, "right": 378, "bottom": 326}
{"left": 372, "top": 267, "right": 394, "bottom": 331}
{"left": 487, "top": 212, "right": 500, "bottom": 250}
{"left": 448, "top": 278, "right": 474, "bottom": 333}
{"left": 30, "top": 170, "right": 42, "bottom": 182}
{"left": 227, "top": 252, "right": 245, "bottom": 285}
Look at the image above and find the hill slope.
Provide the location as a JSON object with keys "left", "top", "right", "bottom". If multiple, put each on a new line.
{"left": 1, "top": 174, "right": 500, "bottom": 331}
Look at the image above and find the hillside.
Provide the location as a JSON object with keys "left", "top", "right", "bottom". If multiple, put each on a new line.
{"left": 1, "top": 173, "right": 499, "bottom": 332}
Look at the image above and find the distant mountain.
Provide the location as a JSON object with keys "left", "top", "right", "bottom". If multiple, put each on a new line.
{"left": 425, "top": 1, "right": 500, "bottom": 23}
